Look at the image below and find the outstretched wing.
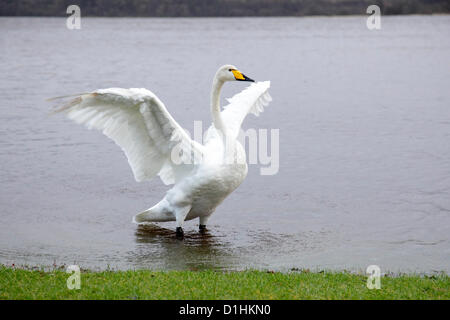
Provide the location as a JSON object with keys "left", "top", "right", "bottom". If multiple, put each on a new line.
{"left": 52, "top": 88, "right": 203, "bottom": 185}
{"left": 221, "top": 81, "right": 272, "bottom": 138}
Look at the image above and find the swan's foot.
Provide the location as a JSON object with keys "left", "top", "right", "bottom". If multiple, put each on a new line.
{"left": 199, "top": 224, "right": 207, "bottom": 233}
{"left": 175, "top": 227, "right": 184, "bottom": 239}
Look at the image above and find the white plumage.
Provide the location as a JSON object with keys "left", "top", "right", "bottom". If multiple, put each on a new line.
{"left": 53, "top": 65, "right": 272, "bottom": 237}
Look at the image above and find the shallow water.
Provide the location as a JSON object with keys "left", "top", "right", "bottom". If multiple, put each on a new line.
{"left": 0, "top": 16, "right": 449, "bottom": 273}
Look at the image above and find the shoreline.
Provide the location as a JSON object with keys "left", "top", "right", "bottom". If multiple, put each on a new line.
{"left": 2, "top": 263, "right": 448, "bottom": 277}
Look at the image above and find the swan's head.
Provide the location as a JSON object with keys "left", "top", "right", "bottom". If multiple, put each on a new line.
{"left": 216, "top": 64, "right": 255, "bottom": 83}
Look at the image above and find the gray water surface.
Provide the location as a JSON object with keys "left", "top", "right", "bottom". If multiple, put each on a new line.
{"left": 0, "top": 16, "right": 449, "bottom": 273}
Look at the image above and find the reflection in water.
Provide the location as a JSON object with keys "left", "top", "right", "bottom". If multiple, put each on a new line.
{"left": 130, "top": 224, "right": 237, "bottom": 270}
{"left": 128, "top": 224, "right": 333, "bottom": 271}
{"left": 135, "top": 224, "right": 217, "bottom": 245}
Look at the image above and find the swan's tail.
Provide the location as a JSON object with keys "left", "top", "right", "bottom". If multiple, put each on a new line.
{"left": 132, "top": 199, "right": 175, "bottom": 224}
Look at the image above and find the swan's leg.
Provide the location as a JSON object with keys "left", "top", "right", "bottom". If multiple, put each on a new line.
{"left": 174, "top": 205, "right": 191, "bottom": 238}
{"left": 199, "top": 216, "right": 209, "bottom": 233}
{"left": 175, "top": 227, "right": 184, "bottom": 238}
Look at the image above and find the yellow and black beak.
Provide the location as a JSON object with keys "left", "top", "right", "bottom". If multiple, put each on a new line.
{"left": 231, "top": 69, "right": 255, "bottom": 82}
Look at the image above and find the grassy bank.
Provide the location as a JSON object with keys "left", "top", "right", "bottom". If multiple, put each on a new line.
{"left": 0, "top": 266, "right": 448, "bottom": 299}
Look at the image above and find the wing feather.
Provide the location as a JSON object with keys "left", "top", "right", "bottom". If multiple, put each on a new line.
{"left": 53, "top": 88, "right": 202, "bottom": 185}
{"left": 220, "top": 81, "right": 272, "bottom": 139}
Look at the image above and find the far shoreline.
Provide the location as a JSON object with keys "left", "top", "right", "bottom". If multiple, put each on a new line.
{"left": 1, "top": 13, "right": 450, "bottom": 18}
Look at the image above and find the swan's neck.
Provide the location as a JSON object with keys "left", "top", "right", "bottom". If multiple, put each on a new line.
{"left": 211, "top": 78, "right": 226, "bottom": 135}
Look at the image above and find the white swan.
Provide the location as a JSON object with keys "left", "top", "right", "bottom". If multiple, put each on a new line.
{"left": 53, "top": 65, "right": 272, "bottom": 237}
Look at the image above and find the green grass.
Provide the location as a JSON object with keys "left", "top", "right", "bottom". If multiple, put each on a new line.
{"left": 0, "top": 266, "right": 448, "bottom": 300}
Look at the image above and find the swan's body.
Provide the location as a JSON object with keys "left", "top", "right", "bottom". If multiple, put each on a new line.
{"left": 54, "top": 65, "right": 271, "bottom": 236}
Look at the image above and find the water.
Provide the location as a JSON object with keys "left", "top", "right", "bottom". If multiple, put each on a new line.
{"left": 0, "top": 16, "right": 449, "bottom": 273}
